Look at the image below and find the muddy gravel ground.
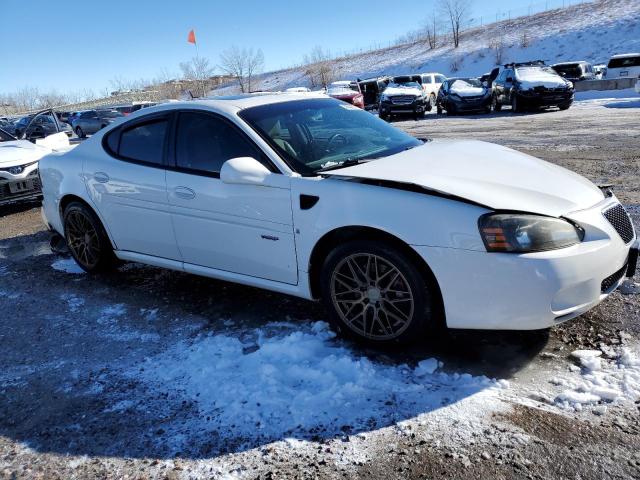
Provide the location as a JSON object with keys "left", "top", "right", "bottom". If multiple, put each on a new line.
{"left": 0, "top": 97, "right": 639, "bottom": 480}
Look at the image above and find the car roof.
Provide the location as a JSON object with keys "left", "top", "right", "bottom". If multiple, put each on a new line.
{"left": 552, "top": 61, "right": 588, "bottom": 66}
{"left": 187, "top": 92, "right": 328, "bottom": 111}
{"left": 610, "top": 53, "right": 640, "bottom": 58}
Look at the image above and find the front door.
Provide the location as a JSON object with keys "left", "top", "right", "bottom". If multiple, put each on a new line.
{"left": 166, "top": 111, "right": 298, "bottom": 284}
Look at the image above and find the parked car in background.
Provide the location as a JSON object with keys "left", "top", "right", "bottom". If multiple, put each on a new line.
{"left": 436, "top": 78, "right": 492, "bottom": 115}
{"left": 71, "top": 109, "right": 124, "bottom": 138}
{"left": 14, "top": 113, "right": 73, "bottom": 139}
{"left": 285, "top": 87, "right": 311, "bottom": 93}
{"left": 379, "top": 79, "right": 429, "bottom": 120}
{"left": 492, "top": 61, "right": 574, "bottom": 112}
{"left": 418, "top": 72, "right": 447, "bottom": 107}
{"left": 551, "top": 61, "right": 595, "bottom": 82}
{"left": 40, "top": 94, "right": 637, "bottom": 346}
{"left": 593, "top": 64, "right": 607, "bottom": 79}
{"left": 113, "top": 101, "right": 158, "bottom": 116}
{"left": 56, "top": 111, "right": 73, "bottom": 124}
{"left": 604, "top": 53, "right": 640, "bottom": 79}
{"left": 357, "top": 77, "right": 391, "bottom": 110}
{"left": 1, "top": 109, "right": 75, "bottom": 206}
{"left": 326, "top": 81, "right": 364, "bottom": 109}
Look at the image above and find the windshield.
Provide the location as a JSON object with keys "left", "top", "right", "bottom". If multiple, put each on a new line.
{"left": 239, "top": 98, "right": 422, "bottom": 175}
{"left": 450, "top": 78, "right": 483, "bottom": 88}
{"left": 327, "top": 82, "right": 358, "bottom": 94}
{"left": 515, "top": 66, "right": 559, "bottom": 80}
{"left": 386, "top": 81, "right": 421, "bottom": 89}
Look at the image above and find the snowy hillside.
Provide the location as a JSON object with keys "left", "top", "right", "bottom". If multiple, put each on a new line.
{"left": 214, "top": 0, "right": 640, "bottom": 94}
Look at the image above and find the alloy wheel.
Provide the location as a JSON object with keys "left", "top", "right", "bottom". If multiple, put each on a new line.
{"left": 330, "top": 253, "right": 415, "bottom": 340}
{"left": 65, "top": 210, "right": 100, "bottom": 269}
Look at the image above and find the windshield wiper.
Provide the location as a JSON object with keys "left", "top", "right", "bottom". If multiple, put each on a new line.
{"left": 316, "top": 158, "right": 370, "bottom": 173}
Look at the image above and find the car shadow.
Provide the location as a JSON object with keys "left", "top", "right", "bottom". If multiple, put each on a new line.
{"left": 0, "top": 199, "right": 42, "bottom": 218}
{"left": 0, "top": 232, "right": 547, "bottom": 461}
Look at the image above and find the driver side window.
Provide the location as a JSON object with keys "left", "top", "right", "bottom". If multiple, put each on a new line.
{"left": 175, "top": 112, "right": 263, "bottom": 177}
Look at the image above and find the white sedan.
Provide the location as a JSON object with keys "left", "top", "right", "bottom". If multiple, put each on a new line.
{"left": 39, "top": 93, "right": 638, "bottom": 345}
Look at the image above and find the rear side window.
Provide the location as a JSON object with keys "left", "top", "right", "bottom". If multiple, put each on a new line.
{"left": 423, "top": 76, "right": 433, "bottom": 84}
{"left": 607, "top": 56, "right": 640, "bottom": 68}
{"left": 435, "top": 75, "right": 446, "bottom": 83}
{"left": 175, "top": 112, "right": 261, "bottom": 175}
{"left": 119, "top": 119, "right": 168, "bottom": 165}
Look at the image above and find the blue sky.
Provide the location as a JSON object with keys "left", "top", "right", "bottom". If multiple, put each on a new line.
{"left": 1, "top": 0, "right": 557, "bottom": 94}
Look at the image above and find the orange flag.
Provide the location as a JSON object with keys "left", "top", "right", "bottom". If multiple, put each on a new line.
{"left": 187, "top": 29, "right": 196, "bottom": 44}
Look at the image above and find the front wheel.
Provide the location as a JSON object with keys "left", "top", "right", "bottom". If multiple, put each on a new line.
{"left": 63, "top": 202, "right": 117, "bottom": 273}
{"left": 492, "top": 95, "right": 502, "bottom": 111}
{"left": 511, "top": 94, "right": 520, "bottom": 113}
{"left": 558, "top": 102, "right": 571, "bottom": 110}
{"left": 75, "top": 126, "right": 85, "bottom": 138}
{"left": 320, "top": 240, "right": 435, "bottom": 345}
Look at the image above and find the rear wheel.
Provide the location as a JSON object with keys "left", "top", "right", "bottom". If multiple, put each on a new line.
{"left": 75, "top": 126, "right": 85, "bottom": 138}
{"left": 320, "top": 240, "right": 435, "bottom": 345}
{"left": 63, "top": 202, "right": 117, "bottom": 273}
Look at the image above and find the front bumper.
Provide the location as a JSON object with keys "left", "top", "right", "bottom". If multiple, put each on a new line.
{"left": 413, "top": 198, "right": 636, "bottom": 330}
{"left": 0, "top": 173, "right": 42, "bottom": 206}
{"left": 380, "top": 98, "right": 428, "bottom": 114}
{"left": 517, "top": 90, "right": 574, "bottom": 107}
{"left": 449, "top": 96, "right": 492, "bottom": 111}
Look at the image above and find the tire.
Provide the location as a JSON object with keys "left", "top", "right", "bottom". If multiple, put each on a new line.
{"left": 446, "top": 102, "right": 456, "bottom": 116}
{"left": 436, "top": 105, "right": 443, "bottom": 115}
{"left": 493, "top": 95, "right": 502, "bottom": 112}
{"left": 75, "top": 126, "right": 85, "bottom": 138}
{"left": 511, "top": 94, "right": 520, "bottom": 113}
{"left": 379, "top": 112, "right": 388, "bottom": 121}
{"left": 558, "top": 102, "right": 571, "bottom": 111}
{"left": 63, "top": 202, "right": 118, "bottom": 273}
{"left": 320, "top": 240, "right": 436, "bottom": 345}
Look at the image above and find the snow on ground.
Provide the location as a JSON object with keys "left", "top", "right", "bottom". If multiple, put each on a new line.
{"left": 213, "top": 0, "right": 640, "bottom": 94}
{"left": 51, "top": 257, "right": 84, "bottom": 274}
{"left": 123, "top": 321, "right": 510, "bottom": 448}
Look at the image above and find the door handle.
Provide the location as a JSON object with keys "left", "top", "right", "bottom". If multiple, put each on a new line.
{"left": 174, "top": 186, "right": 196, "bottom": 200}
{"left": 94, "top": 172, "right": 109, "bottom": 183}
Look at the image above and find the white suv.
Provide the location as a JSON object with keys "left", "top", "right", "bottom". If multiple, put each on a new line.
{"left": 604, "top": 53, "right": 640, "bottom": 79}
{"left": 419, "top": 73, "right": 447, "bottom": 105}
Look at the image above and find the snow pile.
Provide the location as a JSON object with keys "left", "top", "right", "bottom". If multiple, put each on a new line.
{"left": 554, "top": 348, "right": 640, "bottom": 412}
{"left": 450, "top": 80, "right": 486, "bottom": 97}
{"left": 132, "top": 321, "right": 509, "bottom": 442}
{"left": 51, "top": 257, "right": 84, "bottom": 274}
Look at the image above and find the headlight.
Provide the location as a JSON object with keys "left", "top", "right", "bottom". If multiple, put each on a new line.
{"left": 479, "top": 213, "right": 584, "bottom": 253}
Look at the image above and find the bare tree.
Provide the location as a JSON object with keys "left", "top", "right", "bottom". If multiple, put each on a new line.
{"left": 489, "top": 36, "right": 505, "bottom": 65}
{"left": 180, "top": 56, "right": 215, "bottom": 97}
{"left": 219, "top": 46, "right": 265, "bottom": 93}
{"left": 423, "top": 13, "right": 441, "bottom": 49}
{"left": 303, "top": 46, "right": 334, "bottom": 89}
{"left": 440, "top": 0, "right": 472, "bottom": 48}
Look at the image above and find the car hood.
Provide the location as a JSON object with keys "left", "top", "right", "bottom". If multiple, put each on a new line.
{"left": 0, "top": 140, "right": 52, "bottom": 167}
{"left": 0, "top": 134, "right": 75, "bottom": 167}
{"left": 322, "top": 140, "right": 604, "bottom": 217}
{"left": 383, "top": 86, "right": 421, "bottom": 96}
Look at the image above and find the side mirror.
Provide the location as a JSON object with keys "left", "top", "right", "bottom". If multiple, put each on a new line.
{"left": 220, "top": 157, "right": 271, "bottom": 186}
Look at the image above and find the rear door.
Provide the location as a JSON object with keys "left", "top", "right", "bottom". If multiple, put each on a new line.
{"left": 84, "top": 113, "right": 181, "bottom": 260}
{"left": 166, "top": 110, "right": 298, "bottom": 284}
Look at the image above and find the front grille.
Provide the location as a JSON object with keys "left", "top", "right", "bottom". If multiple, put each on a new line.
{"left": 390, "top": 95, "right": 416, "bottom": 105}
{"left": 601, "top": 263, "right": 627, "bottom": 293}
{"left": 603, "top": 203, "right": 635, "bottom": 244}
